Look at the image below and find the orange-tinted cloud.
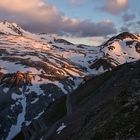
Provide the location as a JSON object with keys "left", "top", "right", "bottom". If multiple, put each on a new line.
{"left": 0, "top": 0, "right": 40, "bottom": 12}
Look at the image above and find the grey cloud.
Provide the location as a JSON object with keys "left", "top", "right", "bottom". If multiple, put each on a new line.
{"left": 121, "top": 21, "right": 140, "bottom": 34}
{"left": 24, "top": 20, "right": 117, "bottom": 37}
{"left": 71, "top": 20, "right": 117, "bottom": 37}
{"left": 137, "top": 21, "right": 140, "bottom": 25}
{"left": 122, "top": 13, "right": 136, "bottom": 22}
{"left": 120, "top": 26, "right": 130, "bottom": 32}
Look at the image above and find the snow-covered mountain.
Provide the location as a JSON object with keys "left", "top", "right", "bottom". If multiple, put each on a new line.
{"left": 0, "top": 21, "right": 139, "bottom": 140}
{"left": 90, "top": 32, "right": 140, "bottom": 71}
{"left": 0, "top": 21, "right": 28, "bottom": 35}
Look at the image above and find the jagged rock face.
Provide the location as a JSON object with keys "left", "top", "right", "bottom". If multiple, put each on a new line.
{"left": 0, "top": 21, "right": 140, "bottom": 139}
{"left": 135, "top": 42, "right": 140, "bottom": 53}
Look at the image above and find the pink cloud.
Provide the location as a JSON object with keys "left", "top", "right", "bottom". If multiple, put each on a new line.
{"left": 101, "top": 0, "right": 128, "bottom": 15}
{"left": 0, "top": 0, "right": 117, "bottom": 36}
{"left": 0, "top": 0, "right": 40, "bottom": 12}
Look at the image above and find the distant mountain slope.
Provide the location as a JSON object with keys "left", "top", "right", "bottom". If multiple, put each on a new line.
{"left": 0, "top": 21, "right": 139, "bottom": 140}
{"left": 90, "top": 32, "right": 140, "bottom": 71}
{"left": 0, "top": 22, "right": 85, "bottom": 140}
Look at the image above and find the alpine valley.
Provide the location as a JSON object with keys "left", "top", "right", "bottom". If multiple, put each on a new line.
{"left": 0, "top": 21, "right": 140, "bottom": 140}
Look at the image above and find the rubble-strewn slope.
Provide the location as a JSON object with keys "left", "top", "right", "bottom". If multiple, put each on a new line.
{"left": 48, "top": 60, "right": 140, "bottom": 140}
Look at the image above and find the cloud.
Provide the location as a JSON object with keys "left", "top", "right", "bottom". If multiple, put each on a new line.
{"left": 100, "top": 0, "right": 128, "bottom": 15}
{"left": 0, "top": 0, "right": 43, "bottom": 13}
{"left": 128, "top": 21, "right": 140, "bottom": 33}
{"left": 120, "top": 21, "right": 140, "bottom": 34}
{"left": 120, "top": 26, "right": 130, "bottom": 32}
{"left": 137, "top": 21, "right": 140, "bottom": 25}
{"left": 0, "top": 0, "right": 117, "bottom": 37}
{"left": 122, "top": 13, "right": 136, "bottom": 22}
{"left": 68, "top": 20, "right": 117, "bottom": 37}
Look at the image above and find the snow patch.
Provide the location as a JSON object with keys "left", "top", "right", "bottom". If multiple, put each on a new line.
{"left": 6, "top": 94, "right": 27, "bottom": 140}
{"left": 56, "top": 123, "right": 67, "bottom": 134}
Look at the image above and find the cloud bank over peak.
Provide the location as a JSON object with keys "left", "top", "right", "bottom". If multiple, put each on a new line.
{"left": 0, "top": 0, "right": 117, "bottom": 37}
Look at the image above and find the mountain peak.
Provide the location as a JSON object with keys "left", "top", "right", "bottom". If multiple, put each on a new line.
{"left": 1, "top": 20, "right": 17, "bottom": 26}
{"left": 116, "top": 32, "right": 138, "bottom": 40}
{"left": 104, "top": 32, "right": 139, "bottom": 46}
{"left": 0, "top": 20, "right": 25, "bottom": 35}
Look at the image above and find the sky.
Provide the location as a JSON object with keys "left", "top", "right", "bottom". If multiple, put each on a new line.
{"left": 0, "top": 0, "right": 140, "bottom": 45}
